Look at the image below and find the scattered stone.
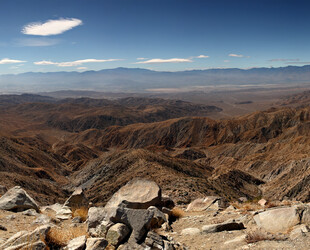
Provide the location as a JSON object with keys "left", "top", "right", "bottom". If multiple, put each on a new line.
{"left": 301, "top": 205, "right": 310, "bottom": 226}
{"left": 224, "top": 234, "right": 246, "bottom": 245}
{"left": 87, "top": 206, "right": 107, "bottom": 236}
{"left": 0, "top": 225, "right": 7, "bottom": 231}
{"left": 85, "top": 238, "right": 108, "bottom": 250}
{"left": 0, "top": 185, "right": 7, "bottom": 196}
{"left": 181, "top": 228, "right": 201, "bottom": 235}
{"left": 0, "top": 225, "right": 51, "bottom": 249}
{"left": 144, "top": 231, "right": 165, "bottom": 249}
{"left": 118, "top": 241, "right": 146, "bottom": 250}
{"left": 254, "top": 206, "right": 300, "bottom": 233}
{"left": 148, "top": 206, "right": 167, "bottom": 228}
{"left": 161, "top": 222, "right": 172, "bottom": 232}
{"left": 72, "top": 216, "right": 82, "bottom": 223}
{"left": 56, "top": 206, "right": 72, "bottom": 220}
{"left": 289, "top": 224, "right": 309, "bottom": 240}
{"left": 65, "top": 235, "right": 86, "bottom": 250}
{"left": 186, "top": 196, "right": 227, "bottom": 212}
{"left": 202, "top": 222, "right": 245, "bottom": 233}
{"left": 4, "top": 240, "right": 46, "bottom": 250}
{"left": 106, "top": 223, "right": 131, "bottom": 246}
{"left": 33, "top": 214, "right": 51, "bottom": 225}
{"left": 0, "top": 186, "right": 39, "bottom": 212}
{"left": 238, "top": 197, "right": 248, "bottom": 203}
{"left": 64, "top": 187, "right": 88, "bottom": 209}
{"left": 258, "top": 199, "right": 267, "bottom": 207}
{"left": 5, "top": 215, "right": 16, "bottom": 220}
{"left": 40, "top": 203, "right": 63, "bottom": 214}
{"left": 22, "top": 208, "right": 38, "bottom": 216}
{"left": 225, "top": 205, "right": 237, "bottom": 212}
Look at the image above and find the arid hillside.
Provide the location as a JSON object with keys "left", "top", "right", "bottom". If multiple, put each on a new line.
{"left": 0, "top": 94, "right": 309, "bottom": 206}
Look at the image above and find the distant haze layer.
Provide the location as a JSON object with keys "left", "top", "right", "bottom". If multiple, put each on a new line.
{"left": 1, "top": 65, "right": 310, "bottom": 93}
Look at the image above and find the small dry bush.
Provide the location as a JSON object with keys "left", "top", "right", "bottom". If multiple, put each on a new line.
{"left": 245, "top": 230, "right": 287, "bottom": 243}
{"left": 240, "top": 203, "right": 259, "bottom": 212}
{"left": 171, "top": 207, "right": 185, "bottom": 219}
{"left": 281, "top": 200, "right": 293, "bottom": 206}
{"left": 46, "top": 226, "right": 87, "bottom": 247}
{"left": 72, "top": 206, "right": 89, "bottom": 222}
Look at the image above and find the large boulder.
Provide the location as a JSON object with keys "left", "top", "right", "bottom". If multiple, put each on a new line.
{"left": 254, "top": 206, "right": 301, "bottom": 233}
{"left": 0, "top": 186, "right": 39, "bottom": 212}
{"left": 105, "top": 179, "right": 161, "bottom": 210}
{"left": 64, "top": 187, "right": 88, "bottom": 209}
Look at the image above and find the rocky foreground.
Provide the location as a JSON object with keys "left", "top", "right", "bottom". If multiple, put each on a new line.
{"left": 0, "top": 180, "right": 309, "bottom": 250}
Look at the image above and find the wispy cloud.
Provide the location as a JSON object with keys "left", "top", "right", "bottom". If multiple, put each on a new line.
{"left": 229, "top": 53, "right": 249, "bottom": 58}
{"left": 0, "top": 58, "right": 26, "bottom": 64}
{"left": 268, "top": 58, "right": 300, "bottom": 62}
{"left": 15, "top": 38, "right": 60, "bottom": 47}
{"left": 135, "top": 58, "right": 193, "bottom": 64}
{"left": 195, "top": 55, "right": 209, "bottom": 58}
{"left": 34, "top": 58, "right": 122, "bottom": 67}
{"left": 22, "top": 18, "right": 83, "bottom": 36}
{"left": 77, "top": 67, "right": 88, "bottom": 70}
{"left": 137, "top": 57, "right": 148, "bottom": 60}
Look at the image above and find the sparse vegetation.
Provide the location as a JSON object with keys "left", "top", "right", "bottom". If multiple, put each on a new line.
{"left": 245, "top": 230, "right": 287, "bottom": 243}
{"left": 45, "top": 226, "right": 87, "bottom": 248}
{"left": 72, "top": 206, "right": 89, "bottom": 222}
{"left": 170, "top": 207, "right": 185, "bottom": 220}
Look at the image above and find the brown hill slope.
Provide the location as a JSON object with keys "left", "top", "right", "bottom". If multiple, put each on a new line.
{"left": 64, "top": 106, "right": 310, "bottom": 202}
{"left": 0, "top": 97, "right": 309, "bottom": 204}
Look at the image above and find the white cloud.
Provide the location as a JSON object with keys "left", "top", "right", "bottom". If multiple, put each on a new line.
{"left": 34, "top": 58, "right": 122, "bottom": 67}
{"left": 229, "top": 53, "right": 249, "bottom": 58}
{"left": 135, "top": 58, "right": 192, "bottom": 64}
{"left": 0, "top": 58, "right": 26, "bottom": 64}
{"left": 196, "top": 55, "right": 209, "bottom": 58}
{"left": 137, "top": 57, "right": 148, "bottom": 60}
{"left": 22, "top": 18, "right": 83, "bottom": 36}
{"left": 77, "top": 67, "right": 87, "bottom": 70}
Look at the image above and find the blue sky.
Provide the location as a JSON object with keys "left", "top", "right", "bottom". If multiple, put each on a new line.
{"left": 1, "top": 0, "right": 310, "bottom": 74}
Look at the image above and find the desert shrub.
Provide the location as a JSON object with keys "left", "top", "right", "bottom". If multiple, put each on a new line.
{"left": 72, "top": 206, "right": 89, "bottom": 222}
{"left": 46, "top": 226, "right": 87, "bottom": 248}
{"left": 245, "top": 230, "right": 287, "bottom": 243}
{"left": 170, "top": 207, "right": 185, "bottom": 221}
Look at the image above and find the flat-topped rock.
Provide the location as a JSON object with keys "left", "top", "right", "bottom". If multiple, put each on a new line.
{"left": 254, "top": 206, "right": 300, "bottom": 233}
{"left": 105, "top": 179, "right": 161, "bottom": 210}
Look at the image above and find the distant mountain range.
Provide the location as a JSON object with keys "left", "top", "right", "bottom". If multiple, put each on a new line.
{"left": 1, "top": 65, "right": 310, "bottom": 93}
